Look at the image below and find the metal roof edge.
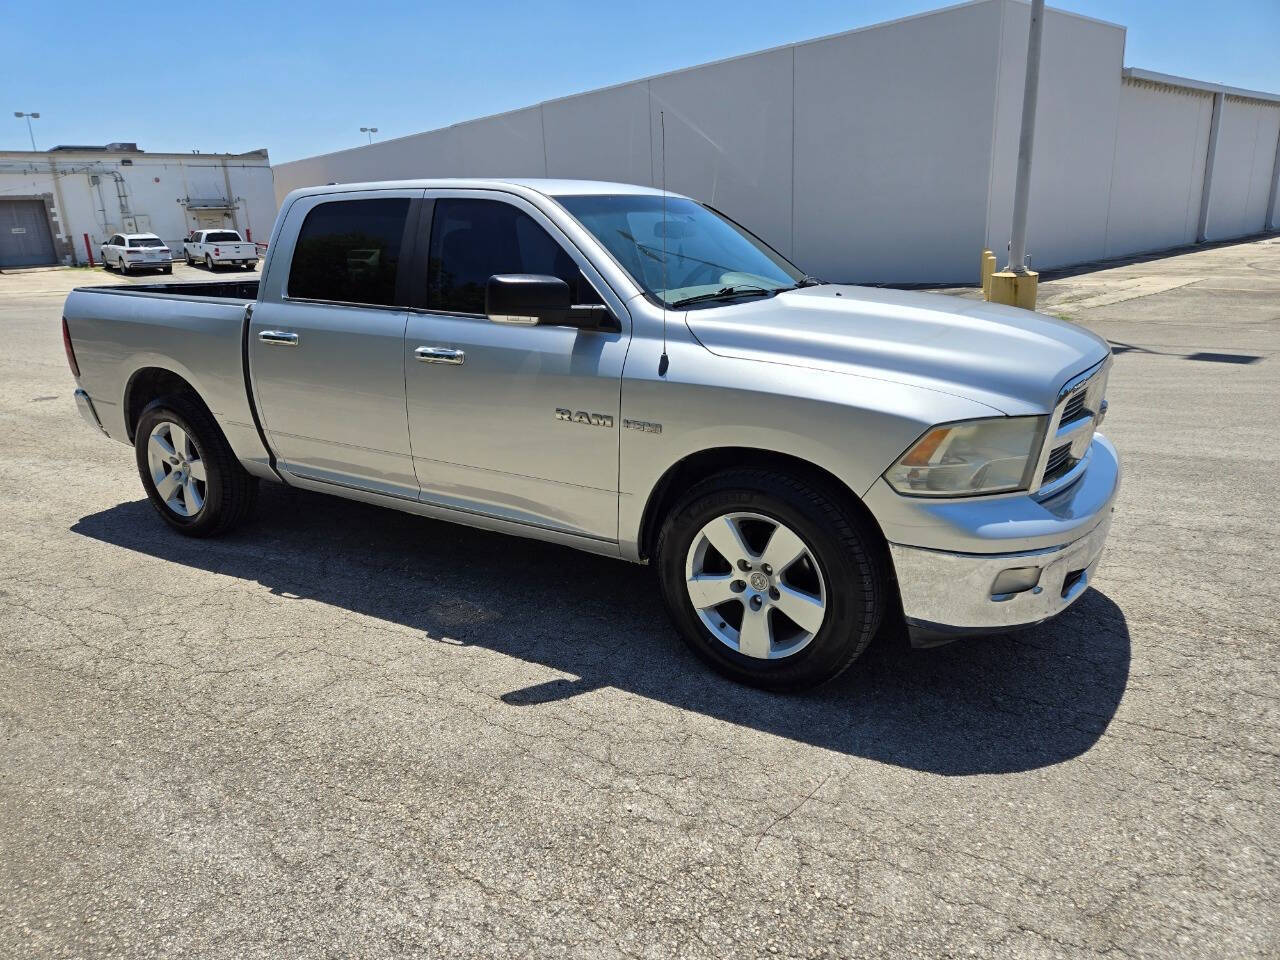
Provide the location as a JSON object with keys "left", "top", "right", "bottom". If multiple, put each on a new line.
{"left": 1123, "top": 67, "right": 1280, "bottom": 105}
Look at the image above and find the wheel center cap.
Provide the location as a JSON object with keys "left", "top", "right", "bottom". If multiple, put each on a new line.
{"left": 749, "top": 572, "right": 769, "bottom": 592}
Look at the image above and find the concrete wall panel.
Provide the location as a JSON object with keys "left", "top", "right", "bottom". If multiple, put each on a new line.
{"left": 1206, "top": 98, "right": 1280, "bottom": 239}
{"left": 1104, "top": 80, "right": 1213, "bottom": 257}
{"left": 270, "top": 1, "right": 1280, "bottom": 285}
{"left": 543, "top": 82, "right": 652, "bottom": 186}
{"left": 648, "top": 47, "right": 794, "bottom": 256}
{"left": 987, "top": 1, "right": 1127, "bottom": 271}
{"left": 793, "top": 0, "right": 1004, "bottom": 283}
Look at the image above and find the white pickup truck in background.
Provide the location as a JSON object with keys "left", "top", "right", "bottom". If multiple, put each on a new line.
{"left": 183, "top": 230, "right": 259, "bottom": 271}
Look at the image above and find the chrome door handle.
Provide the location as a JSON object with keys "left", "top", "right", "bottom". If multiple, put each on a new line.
{"left": 259, "top": 330, "right": 299, "bottom": 346}
{"left": 415, "top": 346, "right": 465, "bottom": 365}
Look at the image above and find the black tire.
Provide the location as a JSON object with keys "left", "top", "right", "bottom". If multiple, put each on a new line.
{"left": 163, "top": 265, "right": 173, "bottom": 275}
{"left": 655, "top": 469, "right": 887, "bottom": 691}
{"left": 205, "top": 254, "right": 216, "bottom": 272}
{"left": 134, "top": 394, "right": 258, "bottom": 537}
{"left": 185, "top": 251, "right": 194, "bottom": 266}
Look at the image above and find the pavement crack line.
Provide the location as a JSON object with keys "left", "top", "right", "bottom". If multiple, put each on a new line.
{"left": 753, "top": 770, "right": 835, "bottom": 850}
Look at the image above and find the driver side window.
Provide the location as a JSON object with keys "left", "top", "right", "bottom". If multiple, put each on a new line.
{"left": 426, "top": 198, "right": 602, "bottom": 315}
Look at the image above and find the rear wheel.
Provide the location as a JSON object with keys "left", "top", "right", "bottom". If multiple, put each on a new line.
{"left": 656, "top": 469, "right": 887, "bottom": 690}
{"left": 119, "top": 255, "right": 130, "bottom": 275}
{"left": 134, "top": 395, "right": 258, "bottom": 537}
{"left": 205, "top": 254, "right": 215, "bottom": 272}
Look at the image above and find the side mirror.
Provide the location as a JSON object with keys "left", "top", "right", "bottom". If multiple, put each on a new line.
{"left": 486, "top": 274, "right": 570, "bottom": 326}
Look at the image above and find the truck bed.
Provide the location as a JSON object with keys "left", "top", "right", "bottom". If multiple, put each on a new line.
{"left": 63, "top": 280, "right": 269, "bottom": 470}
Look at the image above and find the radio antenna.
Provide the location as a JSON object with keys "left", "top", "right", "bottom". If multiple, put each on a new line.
{"left": 658, "top": 110, "right": 670, "bottom": 377}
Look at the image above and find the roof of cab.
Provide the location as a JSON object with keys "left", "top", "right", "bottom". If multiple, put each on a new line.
{"left": 289, "top": 178, "right": 674, "bottom": 200}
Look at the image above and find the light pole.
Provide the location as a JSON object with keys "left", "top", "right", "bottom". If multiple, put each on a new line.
{"left": 360, "top": 126, "right": 378, "bottom": 144}
{"left": 1006, "top": 0, "right": 1045, "bottom": 276}
{"left": 14, "top": 111, "right": 40, "bottom": 151}
{"left": 987, "top": 0, "right": 1044, "bottom": 309}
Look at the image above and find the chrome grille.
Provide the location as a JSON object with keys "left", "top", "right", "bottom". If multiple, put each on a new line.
{"left": 1060, "top": 391, "right": 1087, "bottom": 424}
{"left": 1043, "top": 443, "right": 1073, "bottom": 481}
{"left": 1032, "top": 357, "right": 1111, "bottom": 494}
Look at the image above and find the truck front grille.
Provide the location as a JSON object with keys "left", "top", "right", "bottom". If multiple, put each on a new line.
{"left": 1033, "top": 358, "right": 1111, "bottom": 494}
{"left": 1060, "top": 390, "right": 1087, "bottom": 424}
{"left": 1043, "top": 443, "right": 1074, "bottom": 481}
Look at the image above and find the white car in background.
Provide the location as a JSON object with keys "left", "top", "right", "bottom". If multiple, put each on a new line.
{"left": 183, "top": 229, "right": 259, "bottom": 271}
{"left": 100, "top": 233, "right": 173, "bottom": 275}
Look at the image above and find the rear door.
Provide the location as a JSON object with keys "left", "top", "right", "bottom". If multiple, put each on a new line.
{"left": 249, "top": 189, "right": 424, "bottom": 497}
{"left": 402, "top": 191, "right": 630, "bottom": 541}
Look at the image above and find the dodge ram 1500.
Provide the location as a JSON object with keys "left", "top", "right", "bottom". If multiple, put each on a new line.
{"left": 63, "top": 179, "right": 1119, "bottom": 689}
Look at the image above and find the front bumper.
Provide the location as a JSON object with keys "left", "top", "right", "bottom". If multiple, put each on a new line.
{"left": 878, "top": 433, "right": 1120, "bottom": 645}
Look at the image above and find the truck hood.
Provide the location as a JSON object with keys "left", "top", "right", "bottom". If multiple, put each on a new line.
{"left": 683, "top": 285, "right": 1111, "bottom": 415}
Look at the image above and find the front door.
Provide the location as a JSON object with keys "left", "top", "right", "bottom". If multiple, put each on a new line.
{"left": 403, "top": 192, "right": 630, "bottom": 542}
{"left": 249, "top": 190, "right": 423, "bottom": 498}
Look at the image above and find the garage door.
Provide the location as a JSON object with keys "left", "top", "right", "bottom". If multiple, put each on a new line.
{"left": 0, "top": 199, "right": 58, "bottom": 268}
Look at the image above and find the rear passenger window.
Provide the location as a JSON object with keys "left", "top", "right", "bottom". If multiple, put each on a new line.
{"left": 427, "top": 198, "right": 601, "bottom": 314}
{"left": 288, "top": 198, "right": 409, "bottom": 306}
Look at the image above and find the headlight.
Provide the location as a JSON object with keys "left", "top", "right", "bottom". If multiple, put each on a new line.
{"left": 885, "top": 416, "right": 1046, "bottom": 497}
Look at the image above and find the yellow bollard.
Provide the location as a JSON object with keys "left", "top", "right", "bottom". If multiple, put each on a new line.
{"left": 988, "top": 270, "right": 1039, "bottom": 310}
{"left": 980, "top": 250, "right": 997, "bottom": 300}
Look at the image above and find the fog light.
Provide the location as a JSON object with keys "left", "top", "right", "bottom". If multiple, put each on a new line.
{"left": 991, "top": 566, "right": 1041, "bottom": 599}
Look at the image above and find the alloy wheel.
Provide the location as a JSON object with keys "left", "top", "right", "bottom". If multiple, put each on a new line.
{"left": 684, "top": 511, "right": 828, "bottom": 659}
{"left": 146, "top": 421, "right": 207, "bottom": 517}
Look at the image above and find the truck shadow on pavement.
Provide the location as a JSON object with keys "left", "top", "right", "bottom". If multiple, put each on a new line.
{"left": 73, "top": 486, "right": 1130, "bottom": 776}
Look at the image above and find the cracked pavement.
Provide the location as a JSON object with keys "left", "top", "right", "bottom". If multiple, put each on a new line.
{"left": 2, "top": 243, "right": 1278, "bottom": 958}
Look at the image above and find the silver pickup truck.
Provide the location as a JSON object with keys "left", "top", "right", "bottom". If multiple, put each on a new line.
{"left": 62, "top": 178, "right": 1119, "bottom": 689}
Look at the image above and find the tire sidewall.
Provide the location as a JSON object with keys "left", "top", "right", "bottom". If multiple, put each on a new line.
{"left": 657, "top": 480, "right": 878, "bottom": 689}
{"left": 134, "top": 401, "right": 226, "bottom": 535}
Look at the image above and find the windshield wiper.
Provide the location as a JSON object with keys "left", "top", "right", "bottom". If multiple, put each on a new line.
{"left": 669, "top": 286, "right": 775, "bottom": 309}
{"left": 785, "top": 274, "right": 826, "bottom": 290}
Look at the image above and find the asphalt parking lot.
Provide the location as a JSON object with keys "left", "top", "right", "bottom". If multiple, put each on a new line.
{"left": 2, "top": 241, "right": 1277, "bottom": 959}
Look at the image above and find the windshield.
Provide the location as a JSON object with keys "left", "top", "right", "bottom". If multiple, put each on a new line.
{"left": 204, "top": 231, "right": 242, "bottom": 243}
{"left": 556, "top": 194, "right": 804, "bottom": 308}
{"left": 129, "top": 237, "right": 165, "bottom": 248}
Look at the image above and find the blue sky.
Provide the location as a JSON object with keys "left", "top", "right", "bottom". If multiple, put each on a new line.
{"left": 3, "top": 1, "right": 1277, "bottom": 162}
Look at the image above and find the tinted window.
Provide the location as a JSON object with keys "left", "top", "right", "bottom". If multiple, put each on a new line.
{"left": 130, "top": 237, "right": 165, "bottom": 247}
{"left": 205, "top": 231, "right": 242, "bottom": 243}
{"left": 288, "top": 198, "right": 409, "bottom": 306}
{"left": 427, "top": 198, "right": 600, "bottom": 314}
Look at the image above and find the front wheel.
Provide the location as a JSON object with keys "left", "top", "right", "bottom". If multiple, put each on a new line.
{"left": 134, "top": 395, "right": 258, "bottom": 537}
{"left": 656, "top": 469, "right": 887, "bottom": 690}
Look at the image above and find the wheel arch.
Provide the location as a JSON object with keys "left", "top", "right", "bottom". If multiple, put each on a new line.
{"left": 635, "top": 446, "right": 890, "bottom": 564}
{"left": 123, "top": 366, "right": 217, "bottom": 443}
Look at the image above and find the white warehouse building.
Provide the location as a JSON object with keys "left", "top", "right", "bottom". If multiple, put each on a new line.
{"left": 272, "top": 0, "right": 1280, "bottom": 284}
{"left": 0, "top": 144, "right": 276, "bottom": 269}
